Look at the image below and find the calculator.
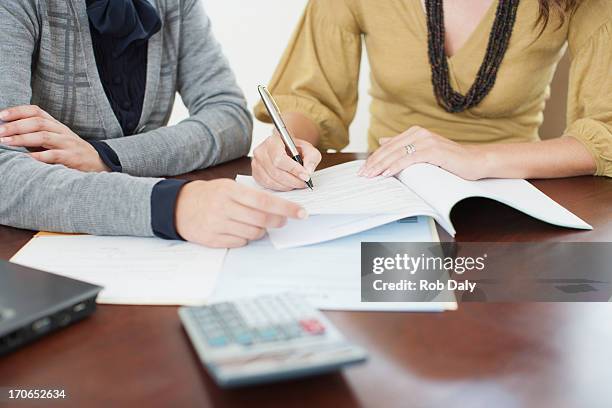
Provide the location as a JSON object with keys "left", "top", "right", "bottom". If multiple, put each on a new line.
{"left": 178, "top": 293, "right": 367, "bottom": 388}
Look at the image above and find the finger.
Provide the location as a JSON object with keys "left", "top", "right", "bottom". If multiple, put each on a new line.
{"left": 0, "top": 117, "right": 65, "bottom": 137}
{"left": 361, "top": 136, "right": 405, "bottom": 174}
{"left": 367, "top": 148, "right": 409, "bottom": 178}
{"left": 205, "top": 234, "right": 249, "bottom": 249}
{"left": 262, "top": 149, "right": 306, "bottom": 190}
{"left": 272, "top": 153, "right": 311, "bottom": 183}
{"left": 214, "top": 219, "right": 266, "bottom": 241}
{"left": 227, "top": 201, "right": 287, "bottom": 229}
{"left": 231, "top": 186, "right": 308, "bottom": 219}
{"left": 254, "top": 139, "right": 304, "bottom": 190}
{"left": 30, "top": 150, "right": 66, "bottom": 165}
{"left": 296, "top": 140, "right": 322, "bottom": 174}
{"left": 252, "top": 159, "right": 294, "bottom": 191}
{"left": 362, "top": 127, "right": 425, "bottom": 174}
{"left": 384, "top": 152, "right": 429, "bottom": 177}
{"left": 264, "top": 137, "right": 308, "bottom": 182}
{"left": 362, "top": 138, "right": 410, "bottom": 176}
{"left": 0, "top": 105, "right": 57, "bottom": 122}
{"left": 0, "top": 131, "right": 66, "bottom": 149}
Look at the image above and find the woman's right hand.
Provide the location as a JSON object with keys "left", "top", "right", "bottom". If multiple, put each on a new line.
{"left": 175, "top": 179, "right": 307, "bottom": 248}
{"left": 252, "top": 134, "right": 322, "bottom": 191}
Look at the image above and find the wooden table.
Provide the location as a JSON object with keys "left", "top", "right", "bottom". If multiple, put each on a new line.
{"left": 1, "top": 153, "right": 611, "bottom": 407}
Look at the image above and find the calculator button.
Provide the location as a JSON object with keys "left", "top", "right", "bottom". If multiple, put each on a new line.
{"left": 208, "top": 336, "right": 229, "bottom": 347}
{"left": 204, "top": 331, "right": 226, "bottom": 341}
{"left": 211, "top": 303, "right": 233, "bottom": 314}
{"left": 199, "top": 318, "right": 214, "bottom": 327}
{"left": 234, "top": 332, "right": 255, "bottom": 346}
{"left": 280, "top": 323, "right": 304, "bottom": 339}
{"left": 198, "top": 317, "right": 218, "bottom": 327}
{"left": 300, "top": 319, "right": 326, "bottom": 335}
{"left": 258, "top": 328, "right": 280, "bottom": 342}
{"left": 224, "top": 320, "right": 243, "bottom": 330}
{"left": 202, "top": 324, "right": 223, "bottom": 332}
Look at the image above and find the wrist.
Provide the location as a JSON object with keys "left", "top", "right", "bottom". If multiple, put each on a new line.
{"left": 481, "top": 147, "right": 497, "bottom": 178}
{"left": 175, "top": 180, "right": 207, "bottom": 240}
{"left": 86, "top": 143, "right": 111, "bottom": 172}
{"left": 88, "top": 141, "right": 121, "bottom": 172}
{"left": 95, "top": 156, "right": 111, "bottom": 172}
{"left": 468, "top": 145, "right": 497, "bottom": 179}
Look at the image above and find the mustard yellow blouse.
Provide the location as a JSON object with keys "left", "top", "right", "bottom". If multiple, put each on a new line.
{"left": 255, "top": 0, "right": 612, "bottom": 177}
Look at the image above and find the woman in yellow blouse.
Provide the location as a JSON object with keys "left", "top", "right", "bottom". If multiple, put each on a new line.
{"left": 252, "top": 0, "right": 611, "bottom": 191}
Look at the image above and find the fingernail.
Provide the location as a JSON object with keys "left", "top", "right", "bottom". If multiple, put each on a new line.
{"left": 0, "top": 136, "right": 11, "bottom": 144}
{"left": 0, "top": 111, "right": 7, "bottom": 120}
{"left": 382, "top": 170, "right": 391, "bottom": 177}
{"left": 0, "top": 127, "right": 5, "bottom": 135}
{"left": 299, "top": 172, "right": 310, "bottom": 182}
{"left": 297, "top": 208, "right": 308, "bottom": 219}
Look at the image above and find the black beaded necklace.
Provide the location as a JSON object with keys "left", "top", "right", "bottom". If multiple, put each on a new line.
{"left": 425, "top": 0, "right": 520, "bottom": 113}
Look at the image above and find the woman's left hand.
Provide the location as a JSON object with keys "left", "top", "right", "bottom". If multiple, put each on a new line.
{"left": 359, "top": 126, "right": 490, "bottom": 181}
{"left": 0, "top": 105, "right": 109, "bottom": 172}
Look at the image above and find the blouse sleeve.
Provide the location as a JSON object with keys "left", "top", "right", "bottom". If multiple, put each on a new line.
{"left": 565, "top": 1, "right": 612, "bottom": 177}
{"left": 254, "top": 0, "right": 362, "bottom": 151}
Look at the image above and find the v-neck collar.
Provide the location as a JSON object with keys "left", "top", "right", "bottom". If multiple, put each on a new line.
{"left": 69, "top": 0, "right": 162, "bottom": 138}
{"left": 416, "top": 0, "right": 498, "bottom": 63}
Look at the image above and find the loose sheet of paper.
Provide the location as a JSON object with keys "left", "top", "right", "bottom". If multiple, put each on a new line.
{"left": 267, "top": 213, "right": 431, "bottom": 249}
{"left": 11, "top": 235, "right": 227, "bottom": 305}
{"left": 238, "top": 160, "right": 442, "bottom": 247}
{"left": 211, "top": 217, "right": 456, "bottom": 312}
{"left": 237, "top": 160, "right": 432, "bottom": 215}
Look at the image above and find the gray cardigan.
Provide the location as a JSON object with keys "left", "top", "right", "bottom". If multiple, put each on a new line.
{"left": 0, "top": 0, "right": 252, "bottom": 236}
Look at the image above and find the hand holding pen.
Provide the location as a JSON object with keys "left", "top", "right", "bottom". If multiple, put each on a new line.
{"left": 253, "top": 86, "right": 319, "bottom": 191}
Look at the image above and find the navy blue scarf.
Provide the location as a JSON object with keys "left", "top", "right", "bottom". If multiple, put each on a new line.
{"left": 85, "top": 0, "right": 162, "bottom": 135}
{"left": 86, "top": 0, "right": 161, "bottom": 56}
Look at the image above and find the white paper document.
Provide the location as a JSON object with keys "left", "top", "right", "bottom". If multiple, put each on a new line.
{"left": 239, "top": 160, "right": 591, "bottom": 241}
{"left": 397, "top": 163, "right": 592, "bottom": 234}
{"left": 267, "top": 213, "right": 423, "bottom": 249}
{"left": 212, "top": 217, "right": 456, "bottom": 312}
{"left": 237, "top": 160, "right": 435, "bottom": 215}
{"left": 11, "top": 235, "right": 227, "bottom": 305}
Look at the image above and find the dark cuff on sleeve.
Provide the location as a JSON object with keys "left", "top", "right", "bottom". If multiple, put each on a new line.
{"left": 151, "top": 179, "right": 190, "bottom": 241}
{"left": 89, "top": 140, "right": 123, "bottom": 172}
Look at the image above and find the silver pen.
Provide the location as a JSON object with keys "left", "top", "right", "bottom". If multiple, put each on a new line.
{"left": 257, "top": 85, "right": 314, "bottom": 190}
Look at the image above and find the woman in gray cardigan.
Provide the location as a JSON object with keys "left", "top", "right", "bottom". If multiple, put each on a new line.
{"left": 0, "top": 0, "right": 305, "bottom": 247}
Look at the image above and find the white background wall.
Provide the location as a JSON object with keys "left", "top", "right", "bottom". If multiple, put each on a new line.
{"left": 168, "top": 0, "right": 372, "bottom": 153}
